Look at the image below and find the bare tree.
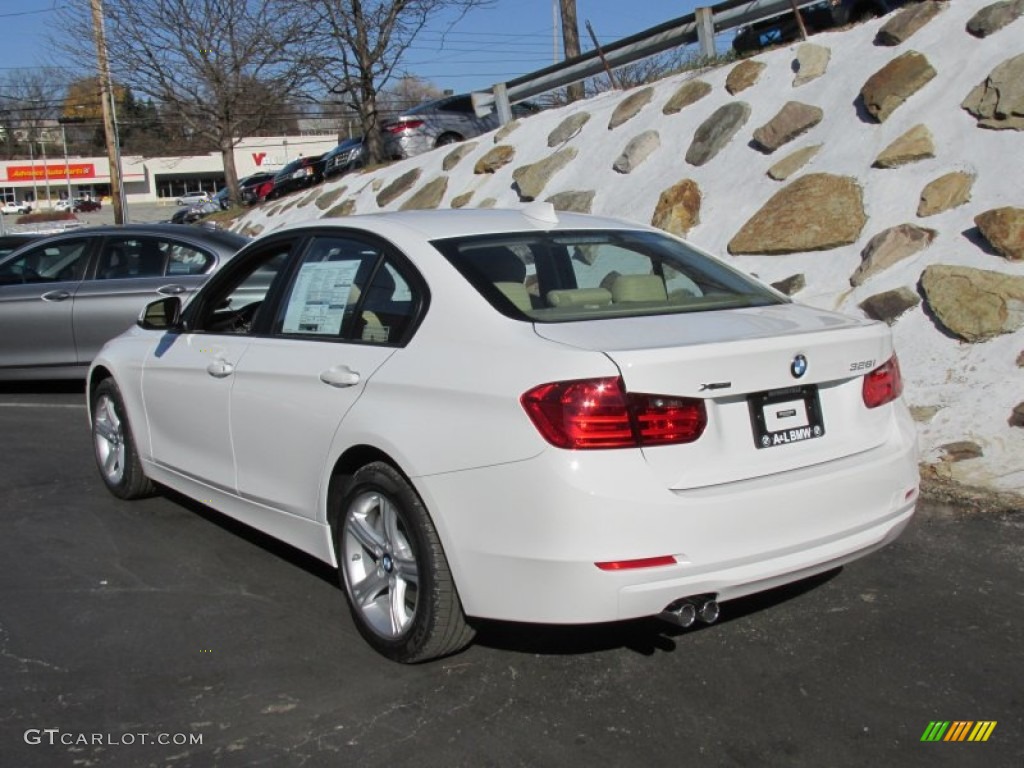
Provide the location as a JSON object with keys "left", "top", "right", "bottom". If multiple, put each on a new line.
{"left": 0, "top": 70, "right": 63, "bottom": 161}
{"left": 297, "top": 0, "right": 493, "bottom": 163}
{"left": 55, "top": 0, "right": 315, "bottom": 202}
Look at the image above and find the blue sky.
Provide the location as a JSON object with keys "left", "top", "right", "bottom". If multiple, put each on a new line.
{"left": 6, "top": 1, "right": 703, "bottom": 95}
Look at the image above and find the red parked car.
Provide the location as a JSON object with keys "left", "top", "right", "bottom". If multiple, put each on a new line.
{"left": 74, "top": 199, "right": 102, "bottom": 213}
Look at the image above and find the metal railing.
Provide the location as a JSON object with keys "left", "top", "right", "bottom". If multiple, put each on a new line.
{"left": 488, "top": 0, "right": 825, "bottom": 122}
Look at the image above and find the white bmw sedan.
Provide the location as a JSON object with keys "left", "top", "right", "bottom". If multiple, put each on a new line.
{"left": 88, "top": 204, "right": 918, "bottom": 662}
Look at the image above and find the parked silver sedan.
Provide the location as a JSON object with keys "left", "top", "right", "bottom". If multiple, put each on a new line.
{"left": 0, "top": 224, "right": 248, "bottom": 380}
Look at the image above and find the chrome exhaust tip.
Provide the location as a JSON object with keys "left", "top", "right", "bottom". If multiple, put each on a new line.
{"left": 697, "top": 598, "right": 720, "bottom": 624}
{"left": 658, "top": 600, "right": 697, "bottom": 628}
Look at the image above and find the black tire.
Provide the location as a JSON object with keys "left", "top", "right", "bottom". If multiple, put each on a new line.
{"left": 91, "top": 378, "right": 155, "bottom": 500}
{"left": 336, "top": 462, "right": 474, "bottom": 663}
{"left": 435, "top": 132, "right": 463, "bottom": 147}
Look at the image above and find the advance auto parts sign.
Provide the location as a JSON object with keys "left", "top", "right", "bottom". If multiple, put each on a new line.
{"left": 6, "top": 164, "right": 97, "bottom": 181}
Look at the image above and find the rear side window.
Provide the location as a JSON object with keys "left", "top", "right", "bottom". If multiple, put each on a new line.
{"left": 274, "top": 235, "right": 420, "bottom": 344}
{"left": 433, "top": 229, "right": 782, "bottom": 322}
{"left": 95, "top": 236, "right": 214, "bottom": 279}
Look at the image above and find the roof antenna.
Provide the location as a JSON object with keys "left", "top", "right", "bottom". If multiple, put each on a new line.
{"left": 521, "top": 201, "right": 559, "bottom": 225}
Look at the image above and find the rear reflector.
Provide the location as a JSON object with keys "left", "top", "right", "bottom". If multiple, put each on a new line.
{"left": 521, "top": 376, "right": 706, "bottom": 449}
{"left": 862, "top": 354, "right": 903, "bottom": 408}
{"left": 595, "top": 555, "right": 677, "bottom": 571}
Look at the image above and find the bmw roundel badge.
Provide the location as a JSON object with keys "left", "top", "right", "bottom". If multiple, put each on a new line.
{"left": 791, "top": 354, "right": 808, "bottom": 379}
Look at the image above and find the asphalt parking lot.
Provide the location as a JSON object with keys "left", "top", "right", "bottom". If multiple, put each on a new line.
{"left": 1, "top": 383, "right": 1021, "bottom": 768}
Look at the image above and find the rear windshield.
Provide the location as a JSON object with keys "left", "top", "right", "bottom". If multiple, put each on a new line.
{"left": 432, "top": 229, "right": 783, "bottom": 322}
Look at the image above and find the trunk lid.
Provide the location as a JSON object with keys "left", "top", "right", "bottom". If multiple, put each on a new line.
{"left": 533, "top": 304, "right": 898, "bottom": 489}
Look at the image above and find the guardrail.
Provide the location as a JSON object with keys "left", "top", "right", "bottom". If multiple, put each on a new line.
{"left": 487, "top": 0, "right": 825, "bottom": 122}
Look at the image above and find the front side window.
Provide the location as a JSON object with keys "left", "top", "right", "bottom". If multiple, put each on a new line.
{"left": 188, "top": 245, "right": 292, "bottom": 335}
{"left": 434, "top": 229, "right": 782, "bottom": 322}
{"left": 0, "top": 239, "right": 90, "bottom": 285}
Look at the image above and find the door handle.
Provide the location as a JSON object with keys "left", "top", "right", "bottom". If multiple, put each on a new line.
{"left": 158, "top": 284, "right": 187, "bottom": 296}
{"left": 41, "top": 290, "right": 71, "bottom": 302}
{"left": 319, "top": 366, "right": 360, "bottom": 388}
{"left": 206, "top": 360, "right": 235, "bottom": 378}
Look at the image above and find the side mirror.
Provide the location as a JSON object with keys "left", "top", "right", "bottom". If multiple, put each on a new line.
{"left": 138, "top": 296, "right": 182, "bottom": 330}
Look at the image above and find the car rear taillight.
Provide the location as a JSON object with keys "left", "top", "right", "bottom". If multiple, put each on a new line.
{"left": 862, "top": 354, "right": 903, "bottom": 408}
{"left": 384, "top": 119, "right": 424, "bottom": 134}
{"left": 521, "top": 377, "right": 707, "bottom": 449}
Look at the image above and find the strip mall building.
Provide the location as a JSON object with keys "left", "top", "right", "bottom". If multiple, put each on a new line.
{"left": 0, "top": 134, "right": 341, "bottom": 207}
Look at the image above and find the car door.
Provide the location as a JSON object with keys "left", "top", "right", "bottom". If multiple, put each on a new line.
{"left": 141, "top": 239, "right": 293, "bottom": 492}
{"left": 229, "top": 232, "right": 425, "bottom": 521}
{"left": 0, "top": 237, "right": 93, "bottom": 372}
{"left": 72, "top": 234, "right": 218, "bottom": 365}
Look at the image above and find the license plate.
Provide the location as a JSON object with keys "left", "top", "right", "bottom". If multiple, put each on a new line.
{"left": 748, "top": 385, "right": 825, "bottom": 449}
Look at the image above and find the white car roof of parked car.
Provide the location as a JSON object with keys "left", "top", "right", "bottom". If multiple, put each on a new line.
{"left": 267, "top": 202, "right": 641, "bottom": 241}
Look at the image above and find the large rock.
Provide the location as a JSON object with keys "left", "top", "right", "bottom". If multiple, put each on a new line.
{"left": 494, "top": 120, "right": 521, "bottom": 143}
{"left": 662, "top": 80, "right": 711, "bottom": 114}
{"left": 325, "top": 199, "right": 356, "bottom": 218}
{"left": 478, "top": 197, "right": 497, "bottom": 209}
{"left": 966, "top": 0, "right": 1024, "bottom": 37}
{"left": 474, "top": 145, "right": 515, "bottom": 174}
{"left": 685, "top": 102, "right": 751, "bottom": 167}
{"left": 875, "top": 1, "right": 947, "bottom": 45}
{"left": 917, "top": 171, "right": 974, "bottom": 217}
{"left": 512, "top": 147, "right": 577, "bottom": 201}
{"left": 793, "top": 43, "right": 831, "bottom": 87}
{"left": 861, "top": 51, "right": 937, "bottom": 123}
{"left": 315, "top": 187, "right": 347, "bottom": 210}
{"left": 872, "top": 124, "right": 935, "bottom": 168}
{"left": 548, "top": 113, "right": 591, "bottom": 146}
{"left": 920, "top": 264, "right": 1024, "bottom": 341}
{"left": 962, "top": 53, "right": 1024, "bottom": 130}
{"left": 767, "top": 144, "right": 821, "bottom": 181}
{"left": 752, "top": 101, "right": 823, "bottom": 153}
{"left": 376, "top": 168, "right": 421, "bottom": 208}
{"left": 771, "top": 274, "right": 805, "bottom": 296}
{"left": 726, "top": 60, "right": 766, "bottom": 95}
{"left": 650, "top": 179, "right": 701, "bottom": 237}
{"left": 974, "top": 207, "right": 1024, "bottom": 260}
{"left": 442, "top": 142, "right": 477, "bottom": 171}
{"left": 608, "top": 87, "right": 654, "bottom": 130}
{"left": 859, "top": 287, "right": 921, "bottom": 325}
{"left": 1010, "top": 402, "right": 1024, "bottom": 428}
{"left": 451, "top": 191, "right": 474, "bottom": 209}
{"left": 728, "top": 174, "right": 866, "bottom": 255}
{"left": 399, "top": 176, "right": 448, "bottom": 211}
{"left": 851, "top": 224, "right": 937, "bottom": 286}
{"left": 545, "top": 190, "right": 595, "bottom": 214}
{"left": 613, "top": 130, "right": 660, "bottom": 173}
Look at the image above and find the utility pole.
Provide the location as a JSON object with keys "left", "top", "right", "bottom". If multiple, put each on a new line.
{"left": 90, "top": 0, "right": 125, "bottom": 224}
{"left": 558, "top": 0, "right": 585, "bottom": 103}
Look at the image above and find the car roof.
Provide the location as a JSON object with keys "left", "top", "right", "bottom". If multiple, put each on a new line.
{"left": 266, "top": 204, "right": 646, "bottom": 241}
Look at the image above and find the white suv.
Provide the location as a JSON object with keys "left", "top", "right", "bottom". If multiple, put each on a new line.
{"left": 1, "top": 201, "right": 32, "bottom": 215}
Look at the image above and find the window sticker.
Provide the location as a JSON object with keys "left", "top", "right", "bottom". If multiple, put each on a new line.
{"left": 281, "top": 260, "right": 360, "bottom": 335}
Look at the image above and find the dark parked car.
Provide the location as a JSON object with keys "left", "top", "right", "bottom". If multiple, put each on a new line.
{"left": 238, "top": 172, "right": 276, "bottom": 205}
{"left": 383, "top": 94, "right": 540, "bottom": 159}
{"left": 74, "top": 198, "right": 102, "bottom": 213}
{"left": 267, "top": 154, "right": 326, "bottom": 200}
{"left": 0, "top": 224, "right": 248, "bottom": 380}
{"left": 322, "top": 138, "right": 367, "bottom": 180}
{"left": 732, "top": 0, "right": 907, "bottom": 53}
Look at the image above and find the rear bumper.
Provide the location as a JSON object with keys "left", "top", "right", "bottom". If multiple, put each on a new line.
{"left": 416, "top": 415, "right": 918, "bottom": 624}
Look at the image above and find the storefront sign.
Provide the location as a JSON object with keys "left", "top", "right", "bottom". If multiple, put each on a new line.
{"left": 5, "top": 164, "right": 97, "bottom": 181}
